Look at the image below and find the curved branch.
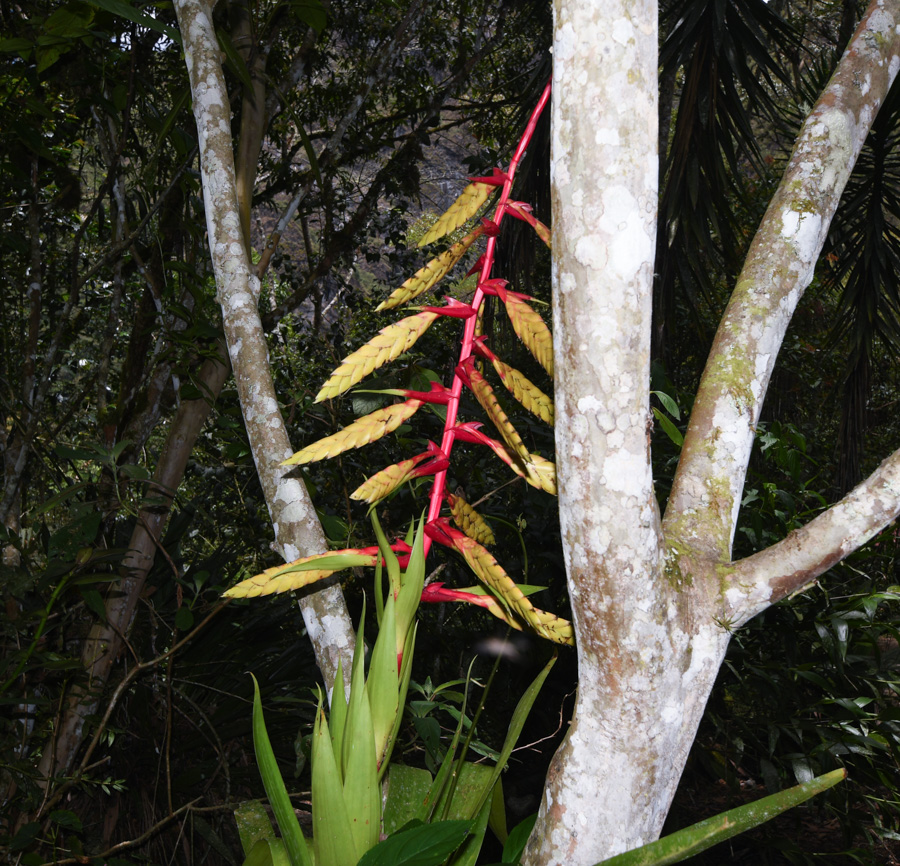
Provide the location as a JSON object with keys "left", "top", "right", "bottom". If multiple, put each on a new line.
{"left": 727, "top": 445, "right": 900, "bottom": 625}
{"left": 664, "top": 0, "right": 900, "bottom": 564}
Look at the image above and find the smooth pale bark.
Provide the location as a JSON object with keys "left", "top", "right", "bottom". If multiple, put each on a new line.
{"left": 174, "top": 0, "right": 354, "bottom": 692}
{"left": 526, "top": 2, "right": 900, "bottom": 864}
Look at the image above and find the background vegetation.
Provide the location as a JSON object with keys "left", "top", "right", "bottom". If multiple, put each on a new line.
{"left": 2, "top": 0, "right": 900, "bottom": 862}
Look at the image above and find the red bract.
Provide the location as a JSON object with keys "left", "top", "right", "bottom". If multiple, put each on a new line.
{"left": 395, "top": 380, "right": 454, "bottom": 404}
{"left": 423, "top": 80, "right": 552, "bottom": 545}
{"left": 420, "top": 581, "right": 495, "bottom": 609}
{"left": 419, "top": 297, "right": 476, "bottom": 318}
{"left": 468, "top": 167, "right": 509, "bottom": 187}
{"left": 466, "top": 254, "right": 486, "bottom": 277}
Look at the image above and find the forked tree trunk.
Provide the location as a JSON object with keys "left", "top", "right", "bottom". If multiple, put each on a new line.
{"left": 525, "top": 1, "right": 900, "bottom": 863}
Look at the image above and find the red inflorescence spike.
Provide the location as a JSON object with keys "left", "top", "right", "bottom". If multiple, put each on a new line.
{"left": 419, "top": 297, "right": 476, "bottom": 318}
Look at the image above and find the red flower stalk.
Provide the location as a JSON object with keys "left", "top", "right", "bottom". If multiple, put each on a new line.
{"left": 422, "top": 80, "right": 552, "bottom": 553}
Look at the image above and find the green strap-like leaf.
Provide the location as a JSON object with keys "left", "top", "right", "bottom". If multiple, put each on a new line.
{"left": 355, "top": 820, "right": 474, "bottom": 866}
{"left": 250, "top": 675, "right": 313, "bottom": 866}
{"left": 311, "top": 704, "right": 358, "bottom": 866}
{"left": 595, "top": 769, "right": 846, "bottom": 866}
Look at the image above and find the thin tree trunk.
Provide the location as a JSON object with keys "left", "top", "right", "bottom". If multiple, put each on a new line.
{"left": 174, "top": 0, "right": 354, "bottom": 695}
{"left": 35, "top": 346, "right": 231, "bottom": 785}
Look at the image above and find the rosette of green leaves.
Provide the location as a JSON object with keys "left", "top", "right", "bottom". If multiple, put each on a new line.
{"left": 246, "top": 515, "right": 425, "bottom": 866}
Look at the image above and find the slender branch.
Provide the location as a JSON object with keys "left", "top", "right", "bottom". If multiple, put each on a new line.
{"left": 664, "top": 0, "right": 900, "bottom": 565}
{"left": 727, "top": 445, "right": 900, "bottom": 624}
{"left": 174, "top": 0, "right": 354, "bottom": 694}
{"left": 35, "top": 602, "right": 231, "bottom": 819}
{"left": 255, "top": 0, "right": 428, "bottom": 276}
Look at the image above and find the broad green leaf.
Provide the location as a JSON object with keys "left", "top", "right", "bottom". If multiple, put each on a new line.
{"left": 595, "top": 769, "right": 846, "bottom": 866}
{"left": 367, "top": 593, "right": 400, "bottom": 767}
{"left": 447, "top": 790, "right": 493, "bottom": 866}
{"left": 85, "top": 0, "right": 182, "bottom": 44}
{"left": 430, "top": 762, "right": 495, "bottom": 824}
{"left": 0, "top": 37, "right": 33, "bottom": 53}
{"left": 383, "top": 764, "right": 434, "bottom": 835}
{"left": 311, "top": 704, "right": 357, "bottom": 866}
{"left": 355, "top": 820, "right": 473, "bottom": 866}
{"left": 250, "top": 676, "right": 313, "bottom": 866}
{"left": 651, "top": 390, "right": 681, "bottom": 420}
{"left": 243, "top": 838, "right": 291, "bottom": 866}
{"left": 502, "top": 813, "right": 537, "bottom": 864}
{"left": 289, "top": 0, "right": 327, "bottom": 33}
{"left": 234, "top": 800, "right": 275, "bottom": 857}
{"left": 652, "top": 408, "right": 684, "bottom": 448}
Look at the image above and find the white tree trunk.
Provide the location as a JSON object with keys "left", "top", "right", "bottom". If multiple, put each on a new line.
{"left": 526, "top": 1, "right": 900, "bottom": 863}
{"left": 174, "top": 0, "right": 355, "bottom": 691}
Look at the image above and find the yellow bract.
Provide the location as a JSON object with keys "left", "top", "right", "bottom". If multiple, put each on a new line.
{"left": 351, "top": 453, "right": 431, "bottom": 504}
{"left": 417, "top": 181, "right": 495, "bottom": 247}
{"left": 489, "top": 357, "right": 554, "bottom": 425}
{"left": 465, "top": 364, "right": 533, "bottom": 466}
{"left": 503, "top": 295, "right": 554, "bottom": 377}
{"left": 315, "top": 312, "right": 438, "bottom": 403}
{"left": 283, "top": 400, "right": 423, "bottom": 465}
{"left": 377, "top": 227, "right": 483, "bottom": 311}
{"left": 452, "top": 533, "right": 573, "bottom": 646}
{"left": 447, "top": 492, "right": 495, "bottom": 546}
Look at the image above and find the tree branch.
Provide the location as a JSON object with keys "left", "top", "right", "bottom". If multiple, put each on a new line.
{"left": 664, "top": 0, "right": 900, "bottom": 565}
{"left": 174, "top": 0, "right": 354, "bottom": 694}
{"left": 727, "top": 445, "right": 900, "bottom": 625}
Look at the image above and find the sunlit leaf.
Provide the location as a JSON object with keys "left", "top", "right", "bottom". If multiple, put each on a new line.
{"left": 419, "top": 182, "right": 496, "bottom": 247}
{"left": 283, "top": 401, "right": 424, "bottom": 465}
{"left": 315, "top": 312, "right": 439, "bottom": 402}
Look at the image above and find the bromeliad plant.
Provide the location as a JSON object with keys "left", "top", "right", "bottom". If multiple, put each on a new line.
{"left": 225, "top": 81, "right": 571, "bottom": 645}
{"left": 237, "top": 514, "right": 559, "bottom": 866}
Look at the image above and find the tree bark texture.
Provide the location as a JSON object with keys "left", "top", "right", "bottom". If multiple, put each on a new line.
{"left": 526, "top": 1, "right": 900, "bottom": 864}
{"left": 174, "top": 0, "right": 355, "bottom": 694}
